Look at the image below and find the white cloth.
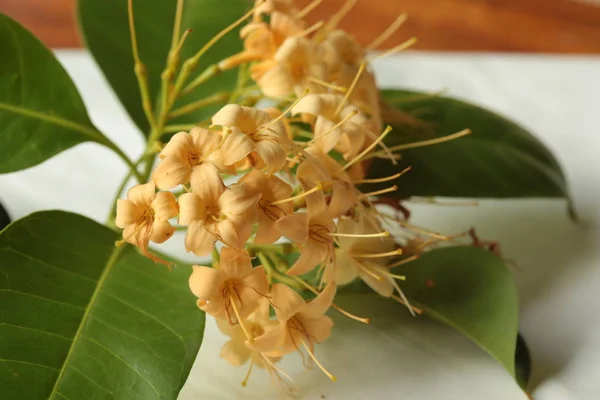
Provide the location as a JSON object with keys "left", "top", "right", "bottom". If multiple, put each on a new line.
{"left": 1, "top": 51, "right": 599, "bottom": 399}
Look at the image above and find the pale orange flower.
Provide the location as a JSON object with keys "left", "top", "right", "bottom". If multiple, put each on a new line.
{"left": 250, "top": 282, "right": 335, "bottom": 357}
{"left": 189, "top": 247, "right": 268, "bottom": 323}
{"left": 275, "top": 187, "right": 335, "bottom": 278}
{"left": 326, "top": 29, "right": 364, "bottom": 67}
{"left": 334, "top": 215, "right": 399, "bottom": 297}
{"left": 297, "top": 148, "right": 358, "bottom": 218}
{"left": 212, "top": 105, "right": 291, "bottom": 175}
{"left": 152, "top": 127, "right": 229, "bottom": 190}
{"left": 179, "top": 180, "right": 260, "bottom": 256}
{"left": 115, "top": 182, "right": 178, "bottom": 264}
{"left": 216, "top": 298, "right": 279, "bottom": 367}
{"left": 292, "top": 93, "right": 371, "bottom": 160}
{"left": 239, "top": 169, "right": 293, "bottom": 244}
{"left": 253, "top": 0, "right": 298, "bottom": 19}
{"left": 254, "top": 37, "right": 338, "bottom": 97}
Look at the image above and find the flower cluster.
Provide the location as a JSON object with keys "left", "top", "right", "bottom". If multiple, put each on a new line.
{"left": 115, "top": 0, "right": 439, "bottom": 391}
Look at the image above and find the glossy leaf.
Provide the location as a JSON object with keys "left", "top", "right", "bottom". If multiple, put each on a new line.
{"left": 398, "top": 246, "right": 519, "bottom": 376}
{"left": 365, "top": 89, "right": 570, "bottom": 202}
{"left": 78, "top": 0, "right": 247, "bottom": 136}
{"left": 0, "top": 211, "right": 204, "bottom": 399}
{"left": 0, "top": 14, "right": 112, "bottom": 173}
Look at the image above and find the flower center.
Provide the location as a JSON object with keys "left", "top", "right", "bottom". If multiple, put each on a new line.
{"left": 308, "top": 223, "right": 332, "bottom": 246}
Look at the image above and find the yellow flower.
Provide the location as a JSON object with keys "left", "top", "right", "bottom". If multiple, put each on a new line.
{"left": 293, "top": 93, "right": 370, "bottom": 160}
{"left": 250, "top": 282, "right": 335, "bottom": 356}
{"left": 115, "top": 182, "right": 178, "bottom": 264}
{"left": 212, "top": 105, "right": 291, "bottom": 175}
{"left": 179, "top": 179, "right": 260, "bottom": 256}
{"left": 239, "top": 169, "right": 293, "bottom": 244}
{"left": 152, "top": 127, "right": 230, "bottom": 190}
{"left": 334, "top": 215, "right": 399, "bottom": 297}
{"left": 189, "top": 247, "right": 268, "bottom": 324}
{"left": 275, "top": 187, "right": 335, "bottom": 278}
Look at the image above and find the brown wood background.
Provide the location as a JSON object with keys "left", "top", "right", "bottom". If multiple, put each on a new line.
{"left": 2, "top": 0, "right": 600, "bottom": 53}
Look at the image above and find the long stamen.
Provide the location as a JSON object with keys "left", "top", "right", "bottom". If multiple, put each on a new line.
{"left": 261, "top": 354, "right": 299, "bottom": 391}
{"left": 387, "top": 255, "right": 419, "bottom": 268}
{"left": 350, "top": 249, "right": 403, "bottom": 258}
{"left": 259, "top": 88, "right": 310, "bottom": 133}
{"left": 329, "top": 231, "right": 390, "bottom": 238}
{"left": 368, "top": 36, "right": 418, "bottom": 63}
{"left": 291, "top": 276, "right": 370, "bottom": 324}
{"left": 366, "top": 13, "right": 408, "bottom": 50}
{"left": 298, "top": 20, "right": 325, "bottom": 37}
{"left": 229, "top": 296, "right": 254, "bottom": 343}
{"left": 241, "top": 359, "right": 254, "bottom": 387}
{"left": 307, "top": 76, "right": 347, "bottom": 92}
{"left": 355, "top": 261, "right": 385, "bottom": 281}
{"left": 391, "top": 294, "right": 423, "bottom": 315}
{"left": 301, "top": 338, "right": 336, "bottom": 382}
{"left": 390, "top": 278, "right": 417, "bottom": 316}
{"left": 307, "top": 109, "right": 358, "bottom": 144}
{"left": 334, "top": 62, "right": 366, "bottom": 117}
{"left": 270, "top": 184, "right": 322, "bottom": 205}
{"left": 371, "top": 129, "right": 472, "bottom": 157}
{"left": 342, "top": 125, "right": 393, "bottom": 171}
{"left": 396, "top": 221, "right": 453, "bottom": 240}
{"left": 359, "top": 185, "right": 398, "bottom": 198}
{"left": 355, "top": 166, "right": 411, "bottom": 184}
{"left": 325, "top": 0, "right": 357, "bottom": 32}
{"left": 297, "top": 0, "right": 324, "bottom": 18}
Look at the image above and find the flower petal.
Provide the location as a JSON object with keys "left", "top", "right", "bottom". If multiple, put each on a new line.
{"left": 220, "top": 129, "right": 255, "bottom": 166}
{"left": 216, "top": 218, "right": 243, "bottom": 249}
{"left": 249, "top": 322, "right": 288, "bottom": 353}
{"left": 189, "top": 127, "right": 222, "bottom": 157}
{"left": 299, "top": 315, "right": 333, "bottom": 343}
{"left": 300, "top": 281, "right": 336, "bottom": 318}
{"left": 244, "top": 265, "right": 269, "bottom": 298}
{"left": 115, "top": 199, "right": 140, "bottom": 228}
{"left": 360, "top": 264, "right": 394, "bottom": 297}
{"left": 185, "top": 221, "right": 217, "bottom": 256}
{"left": 254, "top": 213, "right": 280, "bottom": 244}
{"left": 329, "top": 180, "right": 357, "bottom": 218}
{"left": 178, "top": 193, "right": 204, "bottom": 226}
{"left": 270, "top": 283, "right": 305, "bottom": 321}
{"left": 152, "top": 155, "right": 191, "bottom": 189}
{"left": 150, "top": 220, "right": 176, "bottom": 244}
{"left": 189, "top": 265, "right": 222, "bottom": 300}
{"left": 189, "top": 168, "right": 225, "bottom": 204}
{"left": 275, "top": 212, "right": 309, "bottom": 244}
{"left": 219, "top": 247, "right": 252, "bottom": 277}
{"left": 255, "top": 139, "right": 287, "bottom": 175}
{"left": 287, "top": 242, "right": 325, "bottom": 276}
{"left": 220, "top": 339, "right": 252, "bottom": 366}
{"left": 151, "top": 191, "right": 178, "bottom": 221}
{"left": 333, "top": 251, "right": 360, "bottom": 285}
{"left": 219, "top": 183, "right": 261, "bottom": 217}
{"left": 127, "top": 182, "right": 155, "bottom": 205}
{"left": 258, "top": 64, "right": 294, "bottom": 97}
{"left": 159, "top": 131, "right": 191, "bottom": 159}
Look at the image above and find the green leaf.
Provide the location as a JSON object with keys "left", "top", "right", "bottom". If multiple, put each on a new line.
{"left": 78, "top": 0, "right": 247, "bottom": 136}
{"left": 0, "top": 14, "right": 112, "bottom": 173}
{"left": 365, "top": 89, "right": 570, "bottom": 203}
{"left": 399, "top": 246, "right": 519, "bottom": 376}
{"left": 0, "top": 211, "right": 204, "bottom": 399}
{"left": 515, "top": 333, "right": 532, "bottom": 390}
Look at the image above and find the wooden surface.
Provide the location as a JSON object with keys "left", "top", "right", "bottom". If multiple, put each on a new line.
{"left": 2, "top": 0, "right": 600, "bottom": 53}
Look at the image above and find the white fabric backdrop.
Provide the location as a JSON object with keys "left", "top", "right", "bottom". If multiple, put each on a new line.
{"left": 1, "top": 51, "right": 599, "bottom": 399}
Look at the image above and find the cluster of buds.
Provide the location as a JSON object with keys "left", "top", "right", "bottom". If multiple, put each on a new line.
{"left": 115, "top": 0, "right": 449, "bottom": 391}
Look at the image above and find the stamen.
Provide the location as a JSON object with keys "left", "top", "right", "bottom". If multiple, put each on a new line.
{"left": 390, "top": 279, "right": 416, "bottom": 316}
{"left": 366, "top": 13, "right": 408, "bottom": 50}
{"left": 359, "top": 185, "right": 399, "bottom": 198}
{"left": 270, "top": 184, "right": 322, "bottom": 205}
{"left": 386, "top": 272, "right": 406, "bottom": 280}
{"left": 329, "top": 231, "right": 390, "bottom": 238}
{"left": 291, "top": 276, "right": 370, "bottom": 324}
{"left": 350, "top": 249, "right": 403, "bottom": 258}
{"left": 325, "top": 0, "right": 357, "bottom": 32}
{"left": 298, "top": 21, "right": 325, "bottom": 38}
{"left": 301, "top": 338, "right": 336, "bottom": 382}
{"left": 334, "top": 62, "right": 366, "bottom": 117}
{"left": 342, "top": 125, "right": 393, "bottom": 171}
{"left": 368, "top": 36, "right": 418, "bottom": 62}
{"left": 260, "top": 354, "right": 299, "bottom": 391}
{"left": 297, "top": 0, "right": 323, "bottom": 18}
{"left": 307, "top": 76, "right": 347, "bottom": 92}
{"left": 371, "top": 129, "right": 472, "bottom": 157}
{"left": 307, "top": 109, "right": 358, "bottom": 144}
{"left": 391, "top": 294, "right": 423, "bottom": 315}
{"left": 396, "top": 221, "right": 453, "bottom": 240}
{"left": 258, "top": 88, "right": 311, "bottom": 133}
{"left": 241, "top": 359, "right": 254, "bottom": 387}
{"left": 355, "top": 166, "right": 411, "bottom": 184}
{"left": 355, "top": 262, "right": 385, "bottom": 282}
{"left": 387, "top": 255, "right": 419, "bottom": 268}
{"left": 229, "top": 296, "right": 254, "bottom": 343}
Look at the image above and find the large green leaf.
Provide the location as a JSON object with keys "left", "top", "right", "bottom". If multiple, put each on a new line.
{"left": 365, "top": 89, "right": 569, "bottom": 202}
{"left": 78, "top": 0, "right": 247, "bottom": 136}
{"left": 0, "top": 14, "right": 112, "bottom": 173}
{"left": 399, "top": 246, "right": 519, "bottom": 376}
{"left": 0, "top": 211, "right": 204, "bottom": 399}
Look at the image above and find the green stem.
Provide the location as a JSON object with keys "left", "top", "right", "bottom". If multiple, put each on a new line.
{"left": 169, "top": 91, "right": 230, "bottom": 118}
{"left": 103, "top": 141, "right": 144, "bottom": 183}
